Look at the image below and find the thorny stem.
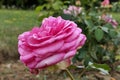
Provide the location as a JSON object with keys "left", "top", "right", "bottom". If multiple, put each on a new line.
{"left": 65, "top": 68, "right": 75, "bottom": 80}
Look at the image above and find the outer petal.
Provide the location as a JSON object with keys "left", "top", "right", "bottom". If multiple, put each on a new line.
{"left": 79, "top": 34, "right": 87, "bottom": 46}
{"left": 20, "top": 54, "right": 35, "bottom": 63}
{"left": 30, "top": 27, "right": 40, "bottom": 34}
{"left": 58, "top": 39, "right": 77, "bottom": 52}
{"left": 18, "top": 47, "right": 31, "bottom": 56}
{"left": 27, "top": 36, "right": 51, "bottom": 47}
{"left": 33, "top": 40, "right": 64, "bottom": 56}
{"left": 65, "top": 28, "right": 82, "bottom": 42}
{"left": 64, "top": 50, "right": 76, "bottom": 59}
{"left": 26, "top": 60, "right": 38, "bottom": 68}
{"left": 35, "top": 53, "right": 65, "bottom": 68}
{"left": 71, "top": 34, "right": 86, "bottom": 50}
{"left": 18, "top": 31, "right": 30, "bottom": 40}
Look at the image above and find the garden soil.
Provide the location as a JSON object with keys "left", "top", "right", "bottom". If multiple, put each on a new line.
{"left": 0, "top": 61, "right": 120, "bottom": 80}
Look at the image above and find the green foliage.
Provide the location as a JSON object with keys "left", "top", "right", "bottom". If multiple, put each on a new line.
{"left": 35, "top": 0, "right": 66, "bottom": 22}
{"left": 111, "top": 1, "right": 120, "bottom": 12}
{"left": 80, "top": 0, "right": 101, "bottom": 10}
{"left": 115, "top": 55, "right": 120, "bottom": 60}
{"left": 94, "top": 28, "right": 104, "bottom": 41}
{"left": 88, "top": 62, "right": 111, "bottom": 74}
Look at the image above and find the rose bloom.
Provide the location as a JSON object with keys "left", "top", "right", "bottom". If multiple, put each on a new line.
{"left": 18, "top": 16, "right": 86, "bottom": 74}
{"left": 63, "top": 5, "right": 82, "bottom": 16}
{"left": 101, "top": 0, "right": 110, "bottom": 7}
{"left": 101, "top": 14, "right": 118, "bottom": 28}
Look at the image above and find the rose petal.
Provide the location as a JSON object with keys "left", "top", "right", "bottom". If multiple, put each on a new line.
{"left": 64, "top": 50, "right": 76, "bottom": 59}
{"left": 65, "top": 28, "right": 82, "bottom": 42}
{"left": 18, "top": 47, "right": 31, "bottom": 56}
{"left": 34, "top": 40, "right": 64, "bottom": 56}
{"left": 27, "top": 27, "right": 75, "bottom": 47}
{"left": 27, "top": 36, "right": 51, "bottom": 47}
{"left": 27, "top": 60, "right": 38, "bottom": 68}
{"left": 71, "top": 34, "right": 86, "bottom": 50}
{"left": 79, "top": 34, "right": 87, "bottom": 46}
{"left": 18, "top": 32, "right": 30, "bottom": 40}
{"left": 64, "top": 20, "right": 77, "bottom": 29}
{"left": 58, "top": 39, "right": 77, "bottom": 52}
{"left": 30, "top": 27, "right": 40, "bottom": 34}
{"left": 35, "top": 53, "right": 65, "bottom": 68}
{"left": 20, "top": 54, "right": 35, "bottom": 63}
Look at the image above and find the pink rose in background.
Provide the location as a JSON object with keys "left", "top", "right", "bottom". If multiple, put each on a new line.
{"left": 101, "top": 14, "right": 118, "bottom": 28}
{"left": 101, "top": 0, "right": 110, "bottom": 7}
{"left": 18, "top": 16, "right": 86, "bottom": 74}
{"left": 111, "top": 20, "right": 118, "bottom": 28}
{"left": 63, "top": 5, "right": 82, "bottom": 16}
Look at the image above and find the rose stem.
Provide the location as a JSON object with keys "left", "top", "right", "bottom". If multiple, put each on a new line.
{"left": 65, "top": 68, "right": 75, "bottom": 80}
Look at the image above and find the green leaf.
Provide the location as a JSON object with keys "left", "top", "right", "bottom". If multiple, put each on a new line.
{"left": 103, "top": 23, "right": 113, "bottom": 29}
{"left": 116, "top": 65, "right": 120, "bottom": 71}
{"left": 89, "top": 11, "right": 96, "bottom": 16}
{"left": 52, "top": 1, "right": 62, "bottom": 10}
{"left": 101, "top": 27, "right": 109, "bottom": 33}
{"left": 78, "top": 50, "right": 87, "bottom": 60}
{"left": 109, "top": 30, "right": 117, "bottom": 38}
{"left": 84, "top": 56, "right": 92, "bottom": 67}
{"left": 89, "top": 62, "right": 110, "bottom": 74}
{"left": 61, "top": 14, "right": 72, "bottom": 20}
{"left": 115, "top": 55, "right": 120, "bottom": 60}
{"left": 38, "top": 11, "right": 48, "bottom": 21}
{"left": 35, "top": 6, "right": 44, "bottom": 12}
{"left": 93, "top": 63, "right": 111, "bottom": 71}
{"left": 90, "top": 52, "right": 98, "bottom": 61}
{"left": 94, "top": 28, "right": 104, "bottom": 41}
{"left": 84, "top": 20, "right": 93, "bottom": 28}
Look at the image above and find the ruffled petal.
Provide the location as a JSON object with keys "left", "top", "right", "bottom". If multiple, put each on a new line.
{"left": 33, "top": 40, "right": 64, "bottom": 56}
{"left": 65, "top": 28, "right": 82, "bottom": 42}
{"left": 27, "top": 36, "right": 51, "bottom": 47}
{"left": 79, "top": 34, "right": 87, "bottom": 46}
{"left": 20, "top": 53, "right": 34, "bottom": 63}
{"left": 18, "top": 47, "right": 31, "bottom": 56}
{"left": 58, "top": 39, "right": 77, "bottom": 52}
{"left": 35, "top": 53, "right": 65, "bottom": 68}
{"left": 26, "top": 60, "right": 38, "bottom": 68}
{"left": 71, "top": 34, "right": 86, "bottom": 50}
{"left": 64, "top": 50, "right": 76, "bottom": 59}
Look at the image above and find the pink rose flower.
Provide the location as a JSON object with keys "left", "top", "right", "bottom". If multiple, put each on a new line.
{"left": 63, "top": 5, "right": 82, "bottom": 16}
{"left": 101, "top": 0, "right": 110, "bottom": 7}
{"left": 18, "top": 16, "right": 86, "bottom": 74}
{"left": 111, "top": 20, "right": 118, "bottom": 28}
{"left": 101, "top": 14, "right": 118, "bottom": 28}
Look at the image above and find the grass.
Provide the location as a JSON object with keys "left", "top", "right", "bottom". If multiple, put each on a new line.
{"left": 0, "top": 9, "right": 39, "bottom": 59}
{"left": 111, "top": 12, "right": 120, "bottom": 21}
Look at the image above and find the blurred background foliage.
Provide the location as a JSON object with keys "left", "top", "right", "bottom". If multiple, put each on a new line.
{"left": 0, "top": 0, "right": 119, "bottom": 9}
